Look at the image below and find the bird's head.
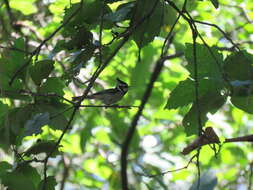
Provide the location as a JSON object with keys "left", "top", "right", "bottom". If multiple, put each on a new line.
{"left": 116, "top": 78, "right": 128, "bottom": 93}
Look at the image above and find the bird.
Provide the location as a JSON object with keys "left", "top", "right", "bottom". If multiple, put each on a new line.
{"left": 72, "top": 78, "right": 128, "bottom": 105}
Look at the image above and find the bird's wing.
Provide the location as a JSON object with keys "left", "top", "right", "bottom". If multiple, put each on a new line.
{"left": 90, "top": 88, "right": 116, "bottom": 96}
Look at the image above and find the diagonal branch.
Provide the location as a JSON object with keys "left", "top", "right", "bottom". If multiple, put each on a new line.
{"left": 120, "top": 47, "right": 177, "bottom": 189}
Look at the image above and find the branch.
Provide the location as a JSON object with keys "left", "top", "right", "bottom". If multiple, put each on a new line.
{"left": 137, "top": 154, "right": 197, "bottom": 178}
{"left": 224, "top": 135, "right": 253, "bottom": 143}
{"left": 182, "top": 127, "right": 253, "bottom": 155}
{"left": 120, "top": 51, "right": 172, "bottom": 190}
{"left": 182, "top": 127, "right": 220, "bottom": 155}
{"left": 3, "top": 0, "right": 15, "bottom": 28}
{"left": 0, "top": 45, "right": 32, "bottom": 54}
{"left": 193, "top": 20, "right": 240, "bottom": 50}
{"left": 60, "top": 156, "right": 71, "bottom": 190}
{"left": 79, "top": 104, "right": 139, "bottom": 109}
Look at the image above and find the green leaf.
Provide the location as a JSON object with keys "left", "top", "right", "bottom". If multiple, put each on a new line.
{"left": 209, "top": 0, "right": 219, "bottom": 9}
{"left": 30, "top": 60, "right": 54, "bottom": 85}
{"left": 0, "top": 101, "right": 9, "bottom": 119}
{"left": 1, "top": 171, "right": 36, "bottom": 190}
{"left": 70, "top": 44, "right": 96, "bottom": 66}
{"left": 0, "top": 73, "right": 22, "bottom": 91}
{"left": 104, "top": 2, "right": 134, "bottom": 22}
{"left": 190, "top": 170, "right": 217, "bottom": 190}
{"left": 231, "top": 96, "right": 253, "bottom": 114}
{"left": 10, "top": 0, "right": 37, "bottom": 15}
{"left": 183, "top": 92, "right": 226, "bottom": 136}
{"left": 166, "top": 78, "right": 224, "bottom": 109}
{"left": 63, "top": 28, "right": 94, "bottom": 50}
{"left": 224, "top": 51, "right": 253, "bottom": 81}
{"left": 0, "top": 38, "right": 27, "bottom": 87}
{"left": 80, "top": 125, "right": 93, "bottom": 153}
{"left": 0, "top": 161, "right": 12, "bottom": 175}
{"left": 9, "top": 38, "right": 27, "bottom": 78}
{"left": 63, "top": 1, "right": 112, "bottom": 30}
{"left": 7, "top": 106, "right": 34, "bottom": 135}
{"left": 184, "top": 43, "right": 223, "bottom": 80}
{"left": 24, "top": 112, "right": 50, "bottom": 136}
{"left": 24, "top": 140, "right": 60, "bottom": 157}
{"left": 15, "top": 164, "right": 41, "bottom": 189}
{"left": 163, "top": 4, "right": 177, "bottom": 27}
{"left": 0, "top": 106, "right": 34, "bottom": 148}
{"left": 34, "top": 103, "right": 70, "bottom": 131}
{"left": 40, "top": 77, "right": 65, "bottom": 96}
{"left": 132, "top": 0, "right": 164, "bottom": 48}
{"left": 0, "top": 108, "right": 25, "bottom": 148}
{"left": 38, "top": 176, "right": 57, "bottom": 190}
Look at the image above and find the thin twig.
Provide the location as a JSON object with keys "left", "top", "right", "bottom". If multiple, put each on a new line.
{"left": 20, "top": 90, "right": 75, "bottom": 104}
{"left": 79, "top": 104, "right": 139, "bottom": 109}
{"left": 0, "top": 45, "right": 32, "bottom": 54}
{"left": 137, "top": 154, "right": 197, "bottom": 178}
{"left": 193, "top": 20, "right": 240, "bottom": 51}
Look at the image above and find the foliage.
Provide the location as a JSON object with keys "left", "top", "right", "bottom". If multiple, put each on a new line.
{"left": 0, "top": 0, "right": 253, "bottom": 189}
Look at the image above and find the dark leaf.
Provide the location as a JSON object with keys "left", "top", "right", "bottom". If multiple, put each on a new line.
{"left": 24, "top": 112, "right": 50, "bottom": 136}
{"left": 63, "top": 1, "right": 112, "bottom": 31}
{"left": 224, "top": 51, "right": 253, "bottom": 81}
{"left": 183, "top": 92, "right": 226, "bottom": 136}
{"left": 15, "top": 164, "right": 41, "bottom": 189}
{"left": 38, "top": 176, "right": 57, "bottom": 190}
{"left": 0, "top": 161, "right": 12, "bottom": 175}
{"left": 104, "top": 2, "right": 134, "bottom": 22}
{"left": 132, "top": 0, "right": 164, "bottom": 48}
{"left": 29, "top": 60, "right": 54, "bottom": 86}
{"left": 24, "top": 140, "right": 60, "bottom": 157}
{"left": 185, "top": 43, "right": 223, "bottom": 80}
{"left": 35, "top": 103, "right": 70, "bottom": 131}
{"left": 166, "top": 78, "right": 225, "bottom": 109}
{"left": 1, "top": 171, "right": 36, "bottom": 190}
{"left": 40, "top": 77, "right": 65, "bottom": 96}
{"left": 231, "top": 96, "right": 253, "bottom": 114}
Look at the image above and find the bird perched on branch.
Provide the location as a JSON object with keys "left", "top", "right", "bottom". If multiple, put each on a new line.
{"left": 72, "top": 78, "right": 128, "bottom": 105}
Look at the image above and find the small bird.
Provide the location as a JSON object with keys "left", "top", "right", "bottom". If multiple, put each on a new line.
{"left": 72, "top": 78, "right": 128, "bottom": 105}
